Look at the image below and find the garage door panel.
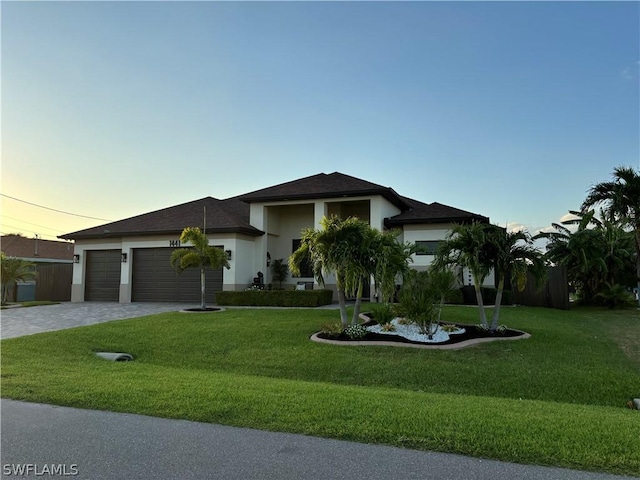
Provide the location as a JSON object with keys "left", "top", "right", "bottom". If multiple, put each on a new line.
{"left": 85, "top": 250, "right": 121, "bottom": 302}
{"left": 132, "top": 248, "right": 222, "bottom": 303}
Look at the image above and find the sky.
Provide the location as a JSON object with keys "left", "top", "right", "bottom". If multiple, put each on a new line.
{"left": 1, "top": 1, "right": 639, "bottom": 244}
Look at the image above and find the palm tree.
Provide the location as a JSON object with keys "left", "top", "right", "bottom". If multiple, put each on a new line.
{"left": 0, "top": 252, "right": 37, "bottom": 305}
{"left": 170, "top": 227, "right": 230, "bottom": 310}
{"left": 433, "top": 221, "right": 492, "bottom": 327}
{"left": 487, "top": 227, "right": 545, "bottom": 330}
{"left": 369, "top": 228, "right": 415, "bottom": 304}
{"left": 355, "top": 226, "right": 414, "bottom": 323}
{"left": 581, "top": 166, "right": 640, "bottom": 306}
{"left": 535, "top": 210, "right": 634, "bottom": 304}
{"left": 289, "top": 216, "right": 413, "bottom": 328}
{"left": 289, "top": 216, "right": 364, "bottom": 327}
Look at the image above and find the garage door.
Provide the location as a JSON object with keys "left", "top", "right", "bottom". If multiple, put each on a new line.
{"left": 132, "top": 248, "right": 223, "bottom": 303}
{"left": 85, "top": 250, "right": 121, "bottom": 302}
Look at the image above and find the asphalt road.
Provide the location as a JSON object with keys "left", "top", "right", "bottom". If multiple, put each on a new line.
{"left": 2, "top": 399, "right": 636, "bottom": 480}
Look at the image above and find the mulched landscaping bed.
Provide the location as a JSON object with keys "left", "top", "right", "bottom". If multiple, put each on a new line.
{"left": 317, "top": 322, "right": 526, "bottom": 346}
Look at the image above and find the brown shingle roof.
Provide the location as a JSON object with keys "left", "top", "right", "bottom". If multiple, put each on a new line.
{"left": 59, "top": 173, "right": 490, "bottom": 240}
{"left": 237, "top": 172, "right": 411, "bottom": 210}
{"left": 386, "top": 199, "right": 489, "bottom": 226}
{"left": 59, "top": 197, "right": 263, "bottom": 240}
{"left": 1, "top": 235, "right": 74, "bottom": 261}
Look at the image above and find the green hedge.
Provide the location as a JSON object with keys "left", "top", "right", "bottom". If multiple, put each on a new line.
{"left": 444, "top": 288, "right": 465, "bottom": 305}
{"left": 460, "top": 286, "right": 512, "bottom": 305}
{"left": 216, "top": 289, "right": 334, "bottom": 307}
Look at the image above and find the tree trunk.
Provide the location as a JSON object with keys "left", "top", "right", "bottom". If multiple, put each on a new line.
{"left": 491, "top": 277, "right": 505, "bottom": 331}
{"left": 200, "top": 267, "right": 206, "bottom": 310}
{"left": 351, "top": 279, "right": 364, "bottom": 325}
{"left": 337, "top": 288, "right": 348, "bottom": 328}
{"left": 472, "top": 273, "right": 488, "bottom": 327}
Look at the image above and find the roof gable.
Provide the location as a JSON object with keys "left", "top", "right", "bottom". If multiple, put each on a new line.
{"left": 237, "top": 172, "right": 410, "bottom": 209}
{"left": 60, "top": 197, "right": 262, "bottom": 240}
{"left": 386, "top": 199, "right": 489, "bottom": 226}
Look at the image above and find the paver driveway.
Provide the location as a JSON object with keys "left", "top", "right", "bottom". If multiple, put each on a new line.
{"left": 0, "top": 302, "right": 186, "bottom": 339}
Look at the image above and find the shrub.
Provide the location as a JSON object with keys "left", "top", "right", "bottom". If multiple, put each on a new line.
{"left": 440, "top": 324, "right": 459, "bottom": 333}
{"left": 460, "top": 286, "right": 512, "bottom": 306}
{"left": 320, "top": 322, "right": 343, "bottom": 338}
{"left": 444, "top": 288, "right": 464, "bottom": 305}
{"left": 595, "top": 283, "right": 637, "bottom": 309}
{"left": 271, "top": 259, "right": 289, "bottom": 289}
{"left": 495, "top": 324, "right": 508, "bottom": 334}
{"left": 216, "top": 289, "right": 333, "bottom": 307}
{"left": 396, "top": 269, "right": 453, "bottom": 339}
{"left": 344, "top": 323, "right": 367, "bottom": 340}
{"left": 370, "top": 303, "right": 396, "bottom": 325}
{"left": 482, "top": 287, "right": 512, "bottom": 305}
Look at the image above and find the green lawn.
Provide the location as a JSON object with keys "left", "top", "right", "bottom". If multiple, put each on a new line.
{"left": 1, "top": 305, "right": 639, "bottom": 475}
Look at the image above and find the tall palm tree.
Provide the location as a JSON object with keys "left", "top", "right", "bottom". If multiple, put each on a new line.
{"left": 487, "top": 227, "right": 545, "bottom": 330}
{"left": 290, "top": 216, "right": 367, "bottom": 327}
{"left": 433, "top": 221, "right": 492, "bottom": 327}
{"left": 581, "top": 166, "right": 640, "bottom": 305}
{"left": 356, "top": 226, "right": 414, "bottom": 322}
{"left": 289, "top": 216, "right": 413, "bottom": 328}
{"left": 535, "top": 210, "right": 634, "bottom": 304}
{"left": 170, "top": 227, "right": 230, "bottom": 310}
{"left": 0, "top": 252, "right": 37, "bottom": 305}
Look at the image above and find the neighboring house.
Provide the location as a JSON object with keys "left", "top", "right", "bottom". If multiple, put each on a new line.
{"left": 1, "top": 234, "right": 74, "bottom": 302}
{"left": 59, "top": 172, "right": 493, "bottom": 303}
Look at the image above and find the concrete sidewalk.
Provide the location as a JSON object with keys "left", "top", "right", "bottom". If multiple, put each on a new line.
{"left": 1, "top": 400, "right": 635, "bottom": 480}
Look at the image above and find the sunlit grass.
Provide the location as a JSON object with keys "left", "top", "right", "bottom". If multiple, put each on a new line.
{"left": 2, "top": 305, "right": 639, "bottom": 475}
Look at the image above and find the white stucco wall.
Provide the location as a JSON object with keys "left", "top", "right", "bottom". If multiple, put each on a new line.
{"left": 370, "top": 196, "right": 401, "bottom": 231}
{"left": 71, "top": 233, "right": 252, "bottom": 302}
{"left": 403, "top": 224, "right": 451, "bottom": 268}
{"left": 402, "top": 224, "right": 495, "bottom": 287}
{"left": 247, "top": 196, "right": 401, "bottom": 293}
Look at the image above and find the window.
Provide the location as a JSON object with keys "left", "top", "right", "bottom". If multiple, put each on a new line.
{"left": 292, "top": 239, "right": 314, "bottom": 277}
{"left": 415, "top": 240, "right": 442, "bottom": 255}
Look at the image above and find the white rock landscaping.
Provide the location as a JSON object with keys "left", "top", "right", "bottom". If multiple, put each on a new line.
{"left": 365, "top": 319, "right": 465, "bottom": 344}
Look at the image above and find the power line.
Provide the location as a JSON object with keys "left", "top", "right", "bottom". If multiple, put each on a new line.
{"left": 0, "top": 227, "right": 63, "bottom": 241}
{"left": 1, "top": 194, "right": 112, "bottom": 221}
{"left": 0, "top": 215, "right": 67, "bottom": 233}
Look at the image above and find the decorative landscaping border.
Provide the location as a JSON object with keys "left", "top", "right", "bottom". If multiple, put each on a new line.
{"left": 310, "top": 330, "right": 531, "bottom": 350}
{"left": 179, "top": 308, "right": 226, "bottom": 313}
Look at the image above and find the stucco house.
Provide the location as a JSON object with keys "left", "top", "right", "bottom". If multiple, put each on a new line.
{"left": 60, "top": 172, "right": 492, "bottom": 303}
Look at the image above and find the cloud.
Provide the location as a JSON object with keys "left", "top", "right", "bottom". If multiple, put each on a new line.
{"left": 505, "top": 222, "right": 526, "bottom": 233}
{"left": 559, "top": 212, "right": 581, "bottom": 223}
{"left": 536, "top": 225, "right": 557, "bottom": 235}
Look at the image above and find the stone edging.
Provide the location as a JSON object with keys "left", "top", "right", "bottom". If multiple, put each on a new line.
{"left": 310, "top": 330, "right": 531, "bottom": 350}
{"left": 179, "top": 308, "right": 226, "bottom": 314}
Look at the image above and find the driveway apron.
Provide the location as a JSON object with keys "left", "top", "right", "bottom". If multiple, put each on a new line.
{"left": 0, "top": 302, "right": 186, "bottom": 339}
